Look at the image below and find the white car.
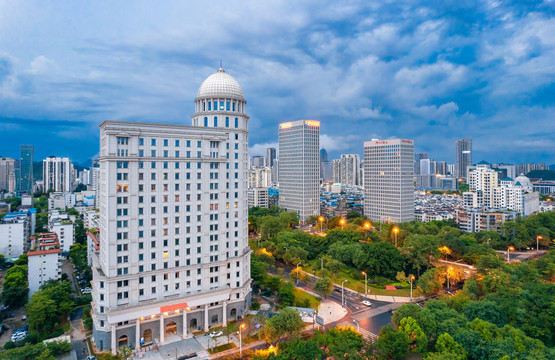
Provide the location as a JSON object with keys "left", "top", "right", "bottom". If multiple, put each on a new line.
{"left": 11, "top": 332, "right": 26, "bottom": 342}
{"left": 208, "top": 330, "right": 223, "bottom": 338}
{"left": 81, "top": 288, "right": 92, "bottom": 294}
{"left": 362, "top": 300, "right": 372, "bottom": 307}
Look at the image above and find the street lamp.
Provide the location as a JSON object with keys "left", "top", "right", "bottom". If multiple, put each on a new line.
{"left": 393, "top": 227, "right": 399, "bottom": 247}
{"left": 352, "top": 318, "right": 360, "bottom": 332}
{"left": 339, "top": 218, "right": 346, "bottom": 230}
{"left": 296, "top": 262, "right": 301, "bottom": 286}
{"left": 507, "top": 246, "right": 515, "bottom": 262}
{"left": 362, "top": 271, "right": 367, "bottom": 298}
{"left": 410, "top": 275, "right": 415, "bottom": 301}
{"left": 239, "top": 323, "right": 246, "bottom": 358}
{"left": 537, "top": 235, "right": 543, "bottom": 254}
{"left": 319, "top": 257, "right": 324, "bottom": 271}
{"left": 341, "top": 280, "right": 349, "bottom": 308}
{"left": 318, "top": 216, "right": 325, "bottom": 232}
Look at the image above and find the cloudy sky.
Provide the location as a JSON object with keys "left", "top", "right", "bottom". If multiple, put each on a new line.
{"left": 0, "top": 0, "right": 554, "bottom": 165}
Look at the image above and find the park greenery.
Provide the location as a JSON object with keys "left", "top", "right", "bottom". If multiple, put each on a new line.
{"left": 0, "top": 340, "right": 72, "bottom": 360}
{"left": 26, "top": 280, "right": 74, "bottom": 338}
{"left": 1, "top": 255, "right": 29, "bottom": 307}
{"left": 249, "top": 207, "right": 554, "bottom": 297}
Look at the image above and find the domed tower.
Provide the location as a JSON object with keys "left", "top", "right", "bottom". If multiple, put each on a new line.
{"left": 192, "top": 67, "right": 249, "bottom": 131}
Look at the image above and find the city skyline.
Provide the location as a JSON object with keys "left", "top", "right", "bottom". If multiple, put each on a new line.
{"left": 1, "top": 1, "right": 554, "bottom": 165}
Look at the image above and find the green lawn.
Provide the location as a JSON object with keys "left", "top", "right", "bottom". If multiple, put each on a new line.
{"left": 208, "top": 343, "right": 235, "bottom": 354}
{"left": 293, "top": 288, "right": 321, "bottom": 309}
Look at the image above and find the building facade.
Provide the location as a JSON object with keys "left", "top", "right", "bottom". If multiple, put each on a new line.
{"left": 266, "top": 148, "right": 276, "bottom": 168}
{"left": 0, "top": 157, "right": 16, "bottom": 193}
{"left": 17, "top": 145, "right": 34, "bottom": 195}
{"left": 364, "top": 139, "right": 414, "bottom": 223}
{"left": 455, "top": 138, "right": 472, "bottom": 180}
{"left": 91, "top": 68, "right": 252, "bottom": 354}
{"left": 43, "top": 156, "right": 73, "bottom": 192}
{"left": 248, "top": 187, "right": 269, "bottom": 208}
{"left": 278, "top": 120, "right": 320, "bottom": 220}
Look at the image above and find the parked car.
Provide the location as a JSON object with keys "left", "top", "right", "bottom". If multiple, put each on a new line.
{"left": 81, "top": 287, "right": 92, "bottom": 294}
{"left": 11, "top": 332, "right": 26, "bottom": 342}
{"left": 21, "top": 315, "right": 27, "bottom": 321}
{"left": 208, "top": 330, "right": 223, "bottom": 338}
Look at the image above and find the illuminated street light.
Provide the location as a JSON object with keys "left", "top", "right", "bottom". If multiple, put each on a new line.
{"left": 362, "top": 271, "right": 367, "bottom": 298}
{"left": 507, "top": 246, "right": 515, "bottom": 262}
{"left": 537, "top": 235, "right": 543, "bottom": 254}
{"left": 393, "top": 227, "right": 399, "bottom": 247}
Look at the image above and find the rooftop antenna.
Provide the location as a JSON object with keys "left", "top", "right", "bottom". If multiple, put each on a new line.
{"left": 219, "top": 59, "right": 223, "bottom": 70}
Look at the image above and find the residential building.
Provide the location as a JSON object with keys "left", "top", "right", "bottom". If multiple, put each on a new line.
{"left": 43, "top": 156, "right": 73, "bottom": 192}
{"left": 466, "top": 164, "right": 498, "bottom": 208}
{"left": 364, "top": 139, "right": 414, "bottom": 223}
{"left": 248, "top": 188, "right": 269, "bottom": 208}
{"left": 332, "top": 159, "right": 341, "bottom": 183}
{"left": 339, "top": 154, "right": 361, "bottom": 186}
{"left": 48, "top": 211, "right": 75, "bottom": 253}
{"left": 91, "top": 67, "right": 251, "bottom": 354}
{"left": 27, "top": 233, "right": 62, "bottom": 295}
{"left": 83, "top": 209, "right": 100, "bottom": 229}
{"left": 249, "top": 167, "right": 271, "bottom": 188}
{"left": 0, "top": 211, "right": 33, "bottom": 258}
{"left": 17, "top": 145, "right": 34, "bottom": 195}
{"left": 278, "top": 120, "right": 320, "bottom": 220}
{"left": 455, "top": 138, "right": 472, "bottom": 180}
{"left": 456, "top": 210, "right": 517, "bottom": 233}
{"left": 0, "top": 157, "right": 16, "bottom": 193}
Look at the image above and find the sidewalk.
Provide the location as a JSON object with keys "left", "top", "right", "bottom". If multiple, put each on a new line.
{"left": 301, "top": 288, "right": 347, "bottom": 324}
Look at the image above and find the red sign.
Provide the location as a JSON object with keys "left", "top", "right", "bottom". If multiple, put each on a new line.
{"left": 160, "top": 302, "right": 188, "bottom": 313}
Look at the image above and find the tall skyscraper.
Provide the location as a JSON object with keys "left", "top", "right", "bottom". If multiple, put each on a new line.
{"left": 0, "top": 157, "right": 16, "bottom": 193}
{"left": 91, "top": 67, "right": 252, "bottom": 354}
{"left": 43, "top": 156, "right": 73, "bottom": 192}
{"left": 455, "top": 138, "right": 472, "bottom": 180}
{"left": 251, "top": 155, "right": 265, "bottom": 168}
{"left": 18, "top": 145, "right": 34, "bottom": 195}
{"left": 266, "top": 148, "right": 276, "bottom": 168}
{"left": 414, "top": 152, "right": 428, "bottom": 175}
{"left": 278, "top": 120, "right": 320, "bottom": 220}
{"left": 320, "top": 148, "right": 328, "bottom": 162}
{"left": 364, "top": 139, "right": 414, "bottom": 223}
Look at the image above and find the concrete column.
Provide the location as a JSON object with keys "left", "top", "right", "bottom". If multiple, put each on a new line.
{"left": 182, "top": 311, "right": 187, "bottom": 339}
{"left": 204, "top": 304, "right": 209, "bottom": 332}
{"left": 222, "top": 301, "right": 227, "bottom": 326}
{"left": 135, "top": 320, "right": 141, "bottom": 349}
{"left": 111, "top": 325, "right": 117, "bottom": 355}
{"left": 160, "top": 315, "right": 165, "bottom": 344}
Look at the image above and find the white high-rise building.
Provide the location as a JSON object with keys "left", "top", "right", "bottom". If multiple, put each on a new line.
{"left": 465, "top": 164, "right": 498, "bottom": 208}
{"left": 27, "top": 233, "right": 62, "bottom": 296}
{"left": 91, "top": 67, "right": 252, "bottom": 354}
{"left": 43, "top": 156, "right": 73, "bottom": 192}
{"left": 364, "top": 139, "right": 414, "bottom": 223}
{"left": 278, "top": 120, "right": 320, "bottom": 220}
{"left": 0, "top": 157, "right": 16, "bottom": 193}
{"left": 339, "top": 154, "right": 361, "bottom": 186}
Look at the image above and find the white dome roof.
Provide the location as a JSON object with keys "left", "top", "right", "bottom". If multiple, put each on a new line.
{"left": 514, "top": 174, "right": 532, "bottom": 189}
{"left": 197, "top": 67, "right": 244, "bottom": 100}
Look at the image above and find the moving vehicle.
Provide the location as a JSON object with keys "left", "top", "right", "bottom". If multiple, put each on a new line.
{"left": 362, "top": 300, "right": 372, "bottom": 307}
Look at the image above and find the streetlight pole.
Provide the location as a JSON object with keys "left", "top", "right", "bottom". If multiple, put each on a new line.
{"left": 447, "top": 267, "right": 450, "bottom": 292}
{"left": 393, "top": 227, "right": 399, "bottom": 247}
{"left": 353, "top": 319, "right": 359, "bottom": 333}
{"left": 410, "top": 276, "right": 414, "bottom": 301}
{"left": 507, "top": 246, "right": 514, "bottom": 262}
{"left": 537, "top": 236, "right": 542, "bottom": 254}
{"left": 296, "top": 262, "right": 301, "bottom": 286}
{"left": 239, "top": 323, "right": 245, "bottom": 358}
{"left": 340, "top": 218, "right": 345, "bottom": 230}
{"left": 362, "top": 271, "right": 367, "bottom": 298}
{"left": 341, "top": 280, "right": 349, "bottom": 308}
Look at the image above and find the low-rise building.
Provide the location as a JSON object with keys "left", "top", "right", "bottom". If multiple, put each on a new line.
{"left": 27, "top": 233, "right": 62, "bottom": 295}
{"left": 456, "top": 209, "right": 518, "bottom": 233}
{"left": 48, "top": 210, "right": 75, "bottom": 253}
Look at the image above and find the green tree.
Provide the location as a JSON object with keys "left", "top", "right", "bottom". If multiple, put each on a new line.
{"left": 279, "top": 211, "right": 299, "bottom": 228}
{"left": 277, "top": 281, "right": 295, "bottom": 306}
{"left": 435, "top": 333, "right": 466, "bottom": 358}
{"left": 399, "top": 316, "right": 428, "bottom": 353}
{"left": 313, "top": 277, "right": 333, "bottom": 298}
{"left": 462, "top": 300, "right": 507, "bottom": 327}
{"left": 377, "top": 325, "right": 410, "bottom": 359}
{"left": 258, "top": 307, "right": 304, "bottom": 343}
{"left": 403, "top": 234, "right": 440, "bottom": 275}
{"left": 260, "top": 216, "right": 286, "bottom": 239}
{"left": 417, "top": 268, "right": 445, "bottom": 294}
{"left": 2, "top": 265, "right": 29, "bottom": 307}
{"left": 27, "top": 292, "right": 57, "bottom": 335}
{"left": 476, "top": 254, "right": 505, "bottom": 274}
